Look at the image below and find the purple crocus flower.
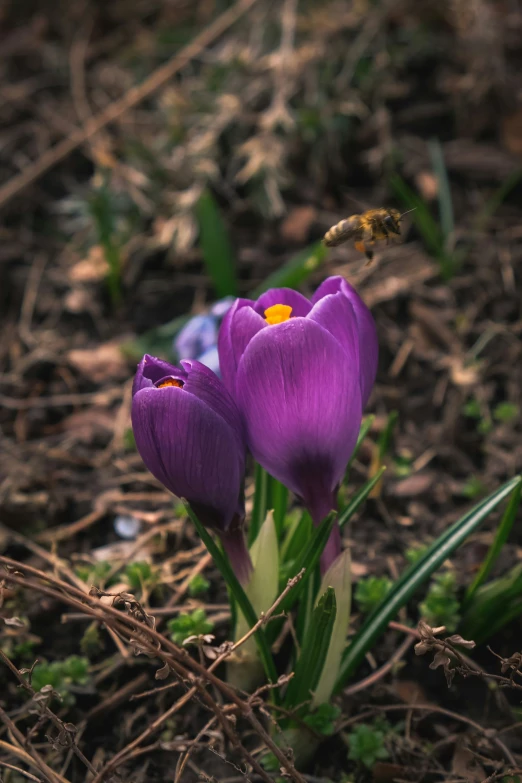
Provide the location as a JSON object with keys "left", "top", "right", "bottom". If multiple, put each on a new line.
{"left": 131, "top": 354, "right": 252, "bottom": 584}
{"left": 218, "top": 276, "right": 377, "bottom": 573}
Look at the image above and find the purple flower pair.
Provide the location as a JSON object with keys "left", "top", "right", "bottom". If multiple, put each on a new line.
{"left": 132, "top": 277, "right": 378, "bottom": 581}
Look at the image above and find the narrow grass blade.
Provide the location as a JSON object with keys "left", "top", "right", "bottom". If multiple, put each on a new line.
{"left": 368, "top": 410, "right": 397, "bottom": 499}
{"left": 345, "top": 416, "right": 374, "bottom": 478}
{"left": 339, "top": 467, "right": 386, "bottom": 530}
{"left": 249, "top": 463, "right": 271, "bottom": 545}
{"left": 281, "top": 511, "right": 312, "bottom": 563}
{"left": 389, "top": 174, "right": 443, "bottom": 255}
{"left": 88, "top": 177, "right": 122, "bottom": 307}
{"left": 463, "top": 480, "right": 522, "bottom": 607}
{"left": 429, "top": 138, "right": 454, "bottom": 241}
{"left": 250, "top": 241, "right": 327, "bottom": 297}
{"left": 122, "top": 315, "right": 190, "bottom": 361}
{"left": 461, "top": 563, "right": 522, "bottom": 643}
{"left": 270, "top": 476, "right": 288, "bottom": 539}
{"left": 390, "top": 173, "right": 455, "bottom": 279}
{"left": 474, "top": 169, "right": 522, "bottom": 231}
{"left": 284, "top": 587, "right": 337, "bottom": 708}
{"left": 185, "top": 503, "right": 278, "bottom": 686}
{"left": 278, "top": 512, "right": 337, "bottom": 615}
{"left": 334, "top": 475, "right": 521, "bottom": 691}
{"left": 196, "top": 189, "right": 237, "bottom": 298}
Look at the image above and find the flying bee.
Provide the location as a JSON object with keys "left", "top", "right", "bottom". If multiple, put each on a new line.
{"left": 323, "top": 208, "right": 414, "bottom": 263}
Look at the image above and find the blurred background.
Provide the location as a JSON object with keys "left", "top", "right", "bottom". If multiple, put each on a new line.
{"left": 2, "top": 0, "right": 522, "bottom": 569}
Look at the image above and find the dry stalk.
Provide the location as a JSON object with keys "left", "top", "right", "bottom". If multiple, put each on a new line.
{"left": 0, "top": 555, "right": 307, "bottom": 783}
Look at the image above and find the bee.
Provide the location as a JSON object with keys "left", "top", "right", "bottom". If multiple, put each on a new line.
{"left": 323, "top": 208, "right": 413, "bottom": 263}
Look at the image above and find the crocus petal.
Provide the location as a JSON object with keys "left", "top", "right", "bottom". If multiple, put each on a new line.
{"left": 236, "top": 318, "right": 362, "bottom": 516}
{"left": 218, "top": 300, "right": 265, "bottom": 394}
{"left": 133, "top": 355, "right": 183, "bottom": 396}
{"left": 308, "top": 291, "right": 359, "bottom": 365}
{"left": 253, "top": 288, "right": 312, "bottom": 318}
{"left": 197, "top": 346, "right": 221, "bottom": 376}
{"left": 132, "top": 384, "right": 243, "bottom": 531}
{"left": 179, "top": 359, "right": 245, "bottom": 458}
{"left": 312, "top": 276, "right": 378, "bottom": 406}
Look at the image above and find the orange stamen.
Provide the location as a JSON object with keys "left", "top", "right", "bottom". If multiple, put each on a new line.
{"left": 264, "top": 304, "right": 293, "bottom": 325}
{"left": 157, "top": 378, "right": 184, "bottom": 389}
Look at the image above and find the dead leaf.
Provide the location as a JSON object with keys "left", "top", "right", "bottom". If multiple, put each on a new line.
{"left": 3, "top": 616, "right": 26, "bottom": 627}
{"left": 64, "top": 288, "right": 93, "bottom": 313}
{"left": 69, "top": 246, "right": 109, "bottom": 283}
{"left": 391, "top": 679, "right": 429, "bottom": 705}
{"left": 351, "top": 561, "right": 369, "bottom": 577}
{"left": 415, "top": 170, "right": 439, "bottom": 201}
{"left": 280, "top": 206, "right": 317, "bottom": 243}
{"left": 451, "top": 741, "right": 485, "bottom": 783}
{"left": 372, "top": 762, "right": 407, "bottom": 783}
{"left": 67, "top": 342, "right": 128, "bottom": 383}
{"left": 502, "top": 110, "right": 522, "bottom": 157}
{"left": 59, "top": 409, "right": 115, "bottom": 442}
{"left": 391, "top": 472, "right": 435, "bottom": 497}
{"left": 155, "top": 662, "right": 171, "bottom": 680}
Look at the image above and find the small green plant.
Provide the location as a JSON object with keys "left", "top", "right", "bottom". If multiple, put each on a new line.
{"left": 123, "top": 427, "right": 136, "bottom": 451}
{"left": 303, "top": 703, "right": 341, "bottom": 736}
{"left": 188, "top": 574, "right": 210, "bottom": 597}
{"left": 493, "top": 402, "right": 519, "bottom": 424}
{"left": 168, "top": 609, "right": 214, "bottom": 645}
{"left": 420, "top": 571, "right": 461, "bottom": 632}
{"left": 124, "top": 561, "right": 158, "bottom": 591}
{"left": 393, "top": 449, "right": 413, "bottom": 478}
{"left": 80, "top": 622, "right": 104, "bottom": 657}
{"left": 75, "top": 561, "right": 115, "bottom": 588}
{"left": 405, "top": 543, "right": 429, "bottom": 565}
{"left": 461, "top": 475, "right": 487, "bottom": 500}
{"left": 355, "top": 577, "right": 393, "bottom": 614}
{"left": 347, "top": 722, "right": 389, "bottom": 769}
{"left": 30, "top": 656, "right": 90, "bottom": 707}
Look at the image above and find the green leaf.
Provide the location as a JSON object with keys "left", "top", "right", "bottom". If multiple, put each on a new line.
{"left": 335, "top": 475, "right": 522, "bottom": 691}
{"left": 185, "top": 503, "right": 278, "bottom": 688}
{"left": 249, "top": 463, "right": 271, "bottom": 545}
{"left": 195, "top": 189, "right": 237, "bottom": 298}
{"left": 270, "top": 476, "right": 288, "bottom": 540}
{"left": 281, "top": 511, "right": 312, "bottom": 564}
{"left": 340, "top": 416, "right": 375, "bottom": 495}
{"left": 464, "top": 479, "right": 522, "bottom": 607}
{"left": 284, "top": 587, "right": 337, "bottom": 708}
{"left": 313, "top": 550, "right": 352, "bottom": 706}
{"left": 278, "top": 512, "right": 337, "bottom": 615}
{"left": 461, "top": 563, "right": 522, "bottom": 643}
{"left": 350, "top": 416, "right": 375, "bottom": 465}
{"left": 338, "top": 468, "right": 386, "bottom": 528}
{"left": 250, "top": 241, "right": 327, "bottom": 297}
{"left": 267, "top": 512, "right": 336, "bottom": 648}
